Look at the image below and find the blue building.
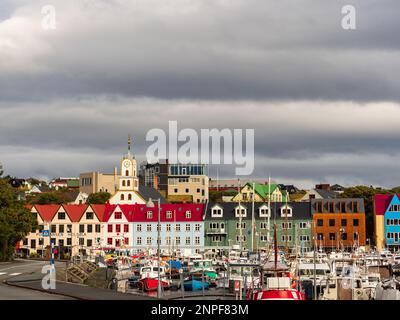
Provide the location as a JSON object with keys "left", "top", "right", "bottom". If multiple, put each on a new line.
{"left": 384, "top": 194, "right": 400, "bottom": 251}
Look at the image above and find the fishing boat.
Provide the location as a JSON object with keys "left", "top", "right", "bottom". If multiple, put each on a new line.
{"left": 138, "top": 277, "right": 169, "bottom": 292}
{"left": 248, "top": 225, "right": 305, "bottom": 300}
{"left": 183, "top": 279, "right": 210, "bottom": 291}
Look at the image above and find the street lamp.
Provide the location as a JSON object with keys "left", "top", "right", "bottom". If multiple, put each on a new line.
{"left": 147, "top": 197, "right": 162, "bottom": 299}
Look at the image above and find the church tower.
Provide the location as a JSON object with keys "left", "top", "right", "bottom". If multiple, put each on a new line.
{"left": 109, "top": 136, "right": 145, "bottom": 205}
{"left": 119, "top": 135, "right": 139, "bottom": 191}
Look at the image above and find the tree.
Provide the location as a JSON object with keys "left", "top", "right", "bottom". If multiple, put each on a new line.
{"left": 341, "top": 186, "right": 392, "bottom": 244}
{"left": 35, "top": 192, "right": 65, "bottom": 205}
{"left": 0, "top": 179, "right": 37, "bottom": 261}
{"left": 87, "top": 192, "right": 111, "bottom": 204}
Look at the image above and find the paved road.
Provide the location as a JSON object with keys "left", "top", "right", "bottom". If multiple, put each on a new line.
{"left": 0, "top": 259, "right": 73, "bottom": 300}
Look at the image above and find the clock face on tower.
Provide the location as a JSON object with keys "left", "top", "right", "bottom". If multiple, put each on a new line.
{"left": 123, "top": 160, "right": 131, "bottom": 168}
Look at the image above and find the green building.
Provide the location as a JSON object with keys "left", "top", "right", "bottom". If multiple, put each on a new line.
{"left": 203, "top": 202, "right": 313, "bottom": 254}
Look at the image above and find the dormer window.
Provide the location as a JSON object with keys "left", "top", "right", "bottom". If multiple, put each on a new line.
{"left": 259, "top": 205, "right": 270, "bottom": 217}
{"left": 147, "top": 211, "right": 153, "bottom": 219}
{"left": 166, "top": 211, "right": 172, "bottom": 219}
{"left": 235, "top": 205, "right": 247, "bottom": 218}
{"left": 211, "top": 206, "right": 223, "bottom": 218}
{"left": 280, "top": 206, "right": 293, "bottom": 217}
{"left": 185, "top": 210, "right": 191, "bottom": 219}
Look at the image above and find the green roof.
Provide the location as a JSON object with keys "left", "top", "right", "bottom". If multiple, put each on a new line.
{"left": 67, "top": 180, "right": 79, "bottom": 188}
{"left": 244, "top": 182, "right": 287, "bottom": 201}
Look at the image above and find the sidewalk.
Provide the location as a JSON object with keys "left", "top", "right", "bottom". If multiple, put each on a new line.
{"left": 6, "top": 278, "right": 159, "bottom": 300}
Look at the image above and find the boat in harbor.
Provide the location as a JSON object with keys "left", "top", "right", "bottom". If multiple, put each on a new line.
{"left": 183, "top": 279, "right": 210, "bottom": 291}
{"left": 248, "top": 225, "right": 305, "bottom": 300}
{"left": 138, "top": 277, "right": 169, "bottom": 292}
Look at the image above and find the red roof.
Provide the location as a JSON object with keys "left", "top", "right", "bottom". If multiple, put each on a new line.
{"left": 34, "top": 204, "right": 60, "bottom": 221}
{"left": 90, "top": 204, "right": 106, "bottom": 221}
{"left": 103, "top": 204, "right": 118, "bottom": 222}
{"left": 374, "top": 194, "right": 396, "bottom": 216}
{"left": 62, "top": 204, "right": 88, "bottom": 222}
{"left": 117, "top": 203, "right": 205, "bottom": 222}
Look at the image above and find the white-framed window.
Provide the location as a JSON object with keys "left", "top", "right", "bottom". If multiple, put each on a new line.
{"left": 299, "top": 222, "right": 308, "bottom": 229}
{"left": 260, "top": 235, "right": 268, "bottom": 242}
{"left": 166, "top": 224, "right": 171, "bottom": 232}
{"left": 185, "top": 237, "right": 191, "bottom": 245}
{"left": 175, "top": 237, "right": 181, "bottom": 245}
{"left": 212, "top": 235, "right": 222, "bottom": 242}
{"left": 186, "top": 224, "right": 191, "bottom": 232}
{"left": 175, "top": 224, "right": 181, "bottom": 232}
{"left": 260, "top": 222, "right": 268, "bottom": 229}
{"left": 211, "top": 206, "right": 223, "bottom": 218}
{"left": 185, "top": 210, "right": 191, "bottom": 219}
{"left": 281, "top": 235, "right": 292, "bottom": 242}
{"left": 195, "top": 224, "right": 201, "bottom": 232}
{"left": 166, "top": 211, "right": 173, "bottom": 219}
{"left": 236, "top": 222, "right": 246, "bottom": 229}
{"left": 195, "top": 236, "right": 200, "bottom": 245}
{"left": 259, "top": 205, "right": 271, "bottom": 217}
{"left": 166, "top": 237, "right": 171, "bottom": 245}
{"left": 299, "top": 235, "right": 310, "bottom": 242}
{"left": 147, "top": 211, "right": 153, "bottom": 219}
{"left": 146, "top": 237, "right": 152, "bottom": 245}
{"left": 236, "top": 235, "right": 246, "bottom": 242}
{"left": 146, "top": 224, "right": 152, "bottom": 232}
{"left": 235, "top": 205, "right": 247, "bottom": 217}
{"left": 137, "top": 237, "right": 142, "bottom": 245}
{"left": 280, "top": 206, "right": 293, "bottom": 217}
{"left": 137, "top": 224, "right": 142, "bottom": 232}
{"left": 281, "top": 222, "right": 292, "bottom": 229}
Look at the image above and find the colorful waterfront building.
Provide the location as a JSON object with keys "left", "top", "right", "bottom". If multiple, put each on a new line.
{"left": 374, "top": 194, "right": 400, "bottom": 251}
{"left": 103, "top": 203, "right": 205, "bottom": 255}
{"left": 311, "top": 198, "right": 366, "bottom": 250}
{"left": 203, "top": 202, "right": 312, "bottom": 253}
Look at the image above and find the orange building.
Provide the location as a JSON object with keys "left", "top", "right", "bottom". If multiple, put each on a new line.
{"left": 311, "top": 199, "right": 366, "bottom": 250}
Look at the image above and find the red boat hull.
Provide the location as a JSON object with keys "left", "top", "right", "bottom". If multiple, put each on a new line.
{"left": 138, "top": 278, "right": 169, "bottom": 292}
{"left": 252, "top": 290, "right": 305, "bottom": 300}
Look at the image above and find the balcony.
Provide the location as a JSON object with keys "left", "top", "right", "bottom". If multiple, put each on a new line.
{"left": 206, "top": 228, "right": 227, "bottom": 235}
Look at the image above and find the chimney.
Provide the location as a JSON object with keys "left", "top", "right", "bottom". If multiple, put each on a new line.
{"left": 154, "top": 174, "right": 159, "bottom": 191}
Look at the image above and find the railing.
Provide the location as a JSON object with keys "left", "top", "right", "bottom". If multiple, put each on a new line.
{"left": 206, "top": 229, "right": 227, "bottom": 235}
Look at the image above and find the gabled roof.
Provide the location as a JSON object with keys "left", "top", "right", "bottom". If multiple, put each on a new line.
{"left": 315, "top": 189, "right": 337, "bottom": 199}
{"left": 374, "top": 194, "right": 394, "bottom": 216}
{"left": 241, "top": 183, "right": 287, "bottom": 201}
{"left": 62, "top": 204, "right": 88, "bottom": 222}
{"left": 90, "top": 204, "right": 106, "bottom": 221}
{"left": 34, "top": 204, "right": 60, "bottom": 221}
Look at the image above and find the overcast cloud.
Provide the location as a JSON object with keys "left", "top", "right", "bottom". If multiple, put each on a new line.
{"left": 0, "top": 0, "right": 399, "bottom": 188}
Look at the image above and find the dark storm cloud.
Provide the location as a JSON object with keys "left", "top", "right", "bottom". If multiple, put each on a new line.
{"left": 0, "top": 0, "right": 400, "bottom": 101}
{"left": 1, "top": 1, "right": 400, "bottom": 187}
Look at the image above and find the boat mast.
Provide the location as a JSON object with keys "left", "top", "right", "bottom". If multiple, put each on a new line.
{"left": 267, "top": 176, "right": 271, "bottom": 246}
{"left": 274, "top": 224, "right": 278, "bottom": 270}
{"left": 238, "top": 178, "right": 242, "bottom": 253}
{"left": 251, "top": 182, "right": 255, "bottom": 252}
{"left": 285, "top": 190, "right": 289, "bottom": 255}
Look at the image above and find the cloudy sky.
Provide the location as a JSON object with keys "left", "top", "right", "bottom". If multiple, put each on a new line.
{"left": 0, "top": 0, "right": 399, "bottom": 188}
